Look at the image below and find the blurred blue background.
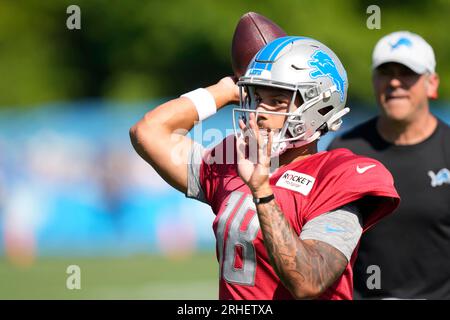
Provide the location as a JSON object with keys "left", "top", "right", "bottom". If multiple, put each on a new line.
{"left": 1, "top": 103, "right": 449, "bottom": 261}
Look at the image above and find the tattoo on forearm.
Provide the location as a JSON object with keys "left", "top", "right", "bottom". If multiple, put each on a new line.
{"left": 256, "top": 200, "right": 347, "bottom": 298}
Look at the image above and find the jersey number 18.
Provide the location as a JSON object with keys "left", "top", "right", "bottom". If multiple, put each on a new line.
{"left": 215, "top": 191, "right": 260, "bottom": 286}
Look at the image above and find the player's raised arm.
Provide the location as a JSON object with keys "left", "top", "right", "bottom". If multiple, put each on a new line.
{"left": 129, "top": 76, "right": 239, "bottom": 194}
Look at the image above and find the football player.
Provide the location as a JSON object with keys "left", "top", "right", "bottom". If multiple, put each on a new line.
{"left": 130, "top": 36, "right": 400, "bottom": 299}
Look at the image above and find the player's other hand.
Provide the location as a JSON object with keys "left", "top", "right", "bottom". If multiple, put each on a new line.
{"left": 236, "top": 112, "right": 273, "bottom": 198}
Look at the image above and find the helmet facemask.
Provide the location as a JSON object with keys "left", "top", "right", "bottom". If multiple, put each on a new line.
{"left": 233, "top": 82, "right": 342, "bottom": 157}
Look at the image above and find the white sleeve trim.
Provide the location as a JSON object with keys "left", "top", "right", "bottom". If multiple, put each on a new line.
{"left": 300, "top": 204, "right": 363, "bottom": 262}
{"left": 185, "top": 141, "right": 208, "bottom": 204}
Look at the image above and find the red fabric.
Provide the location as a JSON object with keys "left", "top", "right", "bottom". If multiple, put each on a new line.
{"left": 200, "top": 136, "right": 400, "bottom": 300}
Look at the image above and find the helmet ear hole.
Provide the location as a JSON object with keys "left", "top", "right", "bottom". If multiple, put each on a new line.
{"left": 318, "top": 105, "right": 334, "bottom": 116}
{"left": 295, "top": 90, "right": 305, "bottom": 108}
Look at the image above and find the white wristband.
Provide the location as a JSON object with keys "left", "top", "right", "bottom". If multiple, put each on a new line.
{"left": 181, "top": 88, "right": 217, "bottom": 121}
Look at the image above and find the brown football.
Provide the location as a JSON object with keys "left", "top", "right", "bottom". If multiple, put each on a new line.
{"left": 231, "top": 12, "right": 287, "bottom": 78}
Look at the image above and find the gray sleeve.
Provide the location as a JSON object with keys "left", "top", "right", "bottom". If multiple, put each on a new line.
{"left": 300, "top": 204, "right": 363, "bottom": 262}
{"left": 185, "top": 141, "right": 208, "bottom": 204}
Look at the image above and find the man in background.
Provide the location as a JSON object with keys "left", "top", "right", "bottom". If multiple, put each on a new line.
{"left": 329, "top": 31, "right": 450, "bottom": 299}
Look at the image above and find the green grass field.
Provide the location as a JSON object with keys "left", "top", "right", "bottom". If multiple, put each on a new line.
{"left": 0, "top": 252, "right": 218, "bottom": 299}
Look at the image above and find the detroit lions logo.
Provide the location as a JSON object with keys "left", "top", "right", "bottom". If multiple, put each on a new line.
{"left": 428, "top": 168, "right": 450, "bottom": 187}
{"left": 308, "top": 50, "right": 346, "bottom": 102}
{"left": 390, "top": 37, "right": 413, "bottom": 50}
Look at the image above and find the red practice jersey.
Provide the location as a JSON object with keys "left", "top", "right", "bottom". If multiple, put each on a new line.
{"left": 195, "top": 136, "right": 400, "bottom": 300}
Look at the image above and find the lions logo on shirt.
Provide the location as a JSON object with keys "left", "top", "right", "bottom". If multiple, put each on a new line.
{"left": 428, "top": 168, "right": 450, "bottom": 187}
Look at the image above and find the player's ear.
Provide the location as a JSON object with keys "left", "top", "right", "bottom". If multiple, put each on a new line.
{"left": 426, "top": 73, "right": 439, "bottom": 100}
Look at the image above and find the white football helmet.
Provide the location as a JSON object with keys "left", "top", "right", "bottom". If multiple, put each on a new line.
{"left": 233, "top": 36, "right": 350, "bottom": 156}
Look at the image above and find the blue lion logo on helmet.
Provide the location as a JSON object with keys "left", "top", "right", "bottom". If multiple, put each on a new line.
{"left": 308, "top": 50, "right": 346, "bottom": 102}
